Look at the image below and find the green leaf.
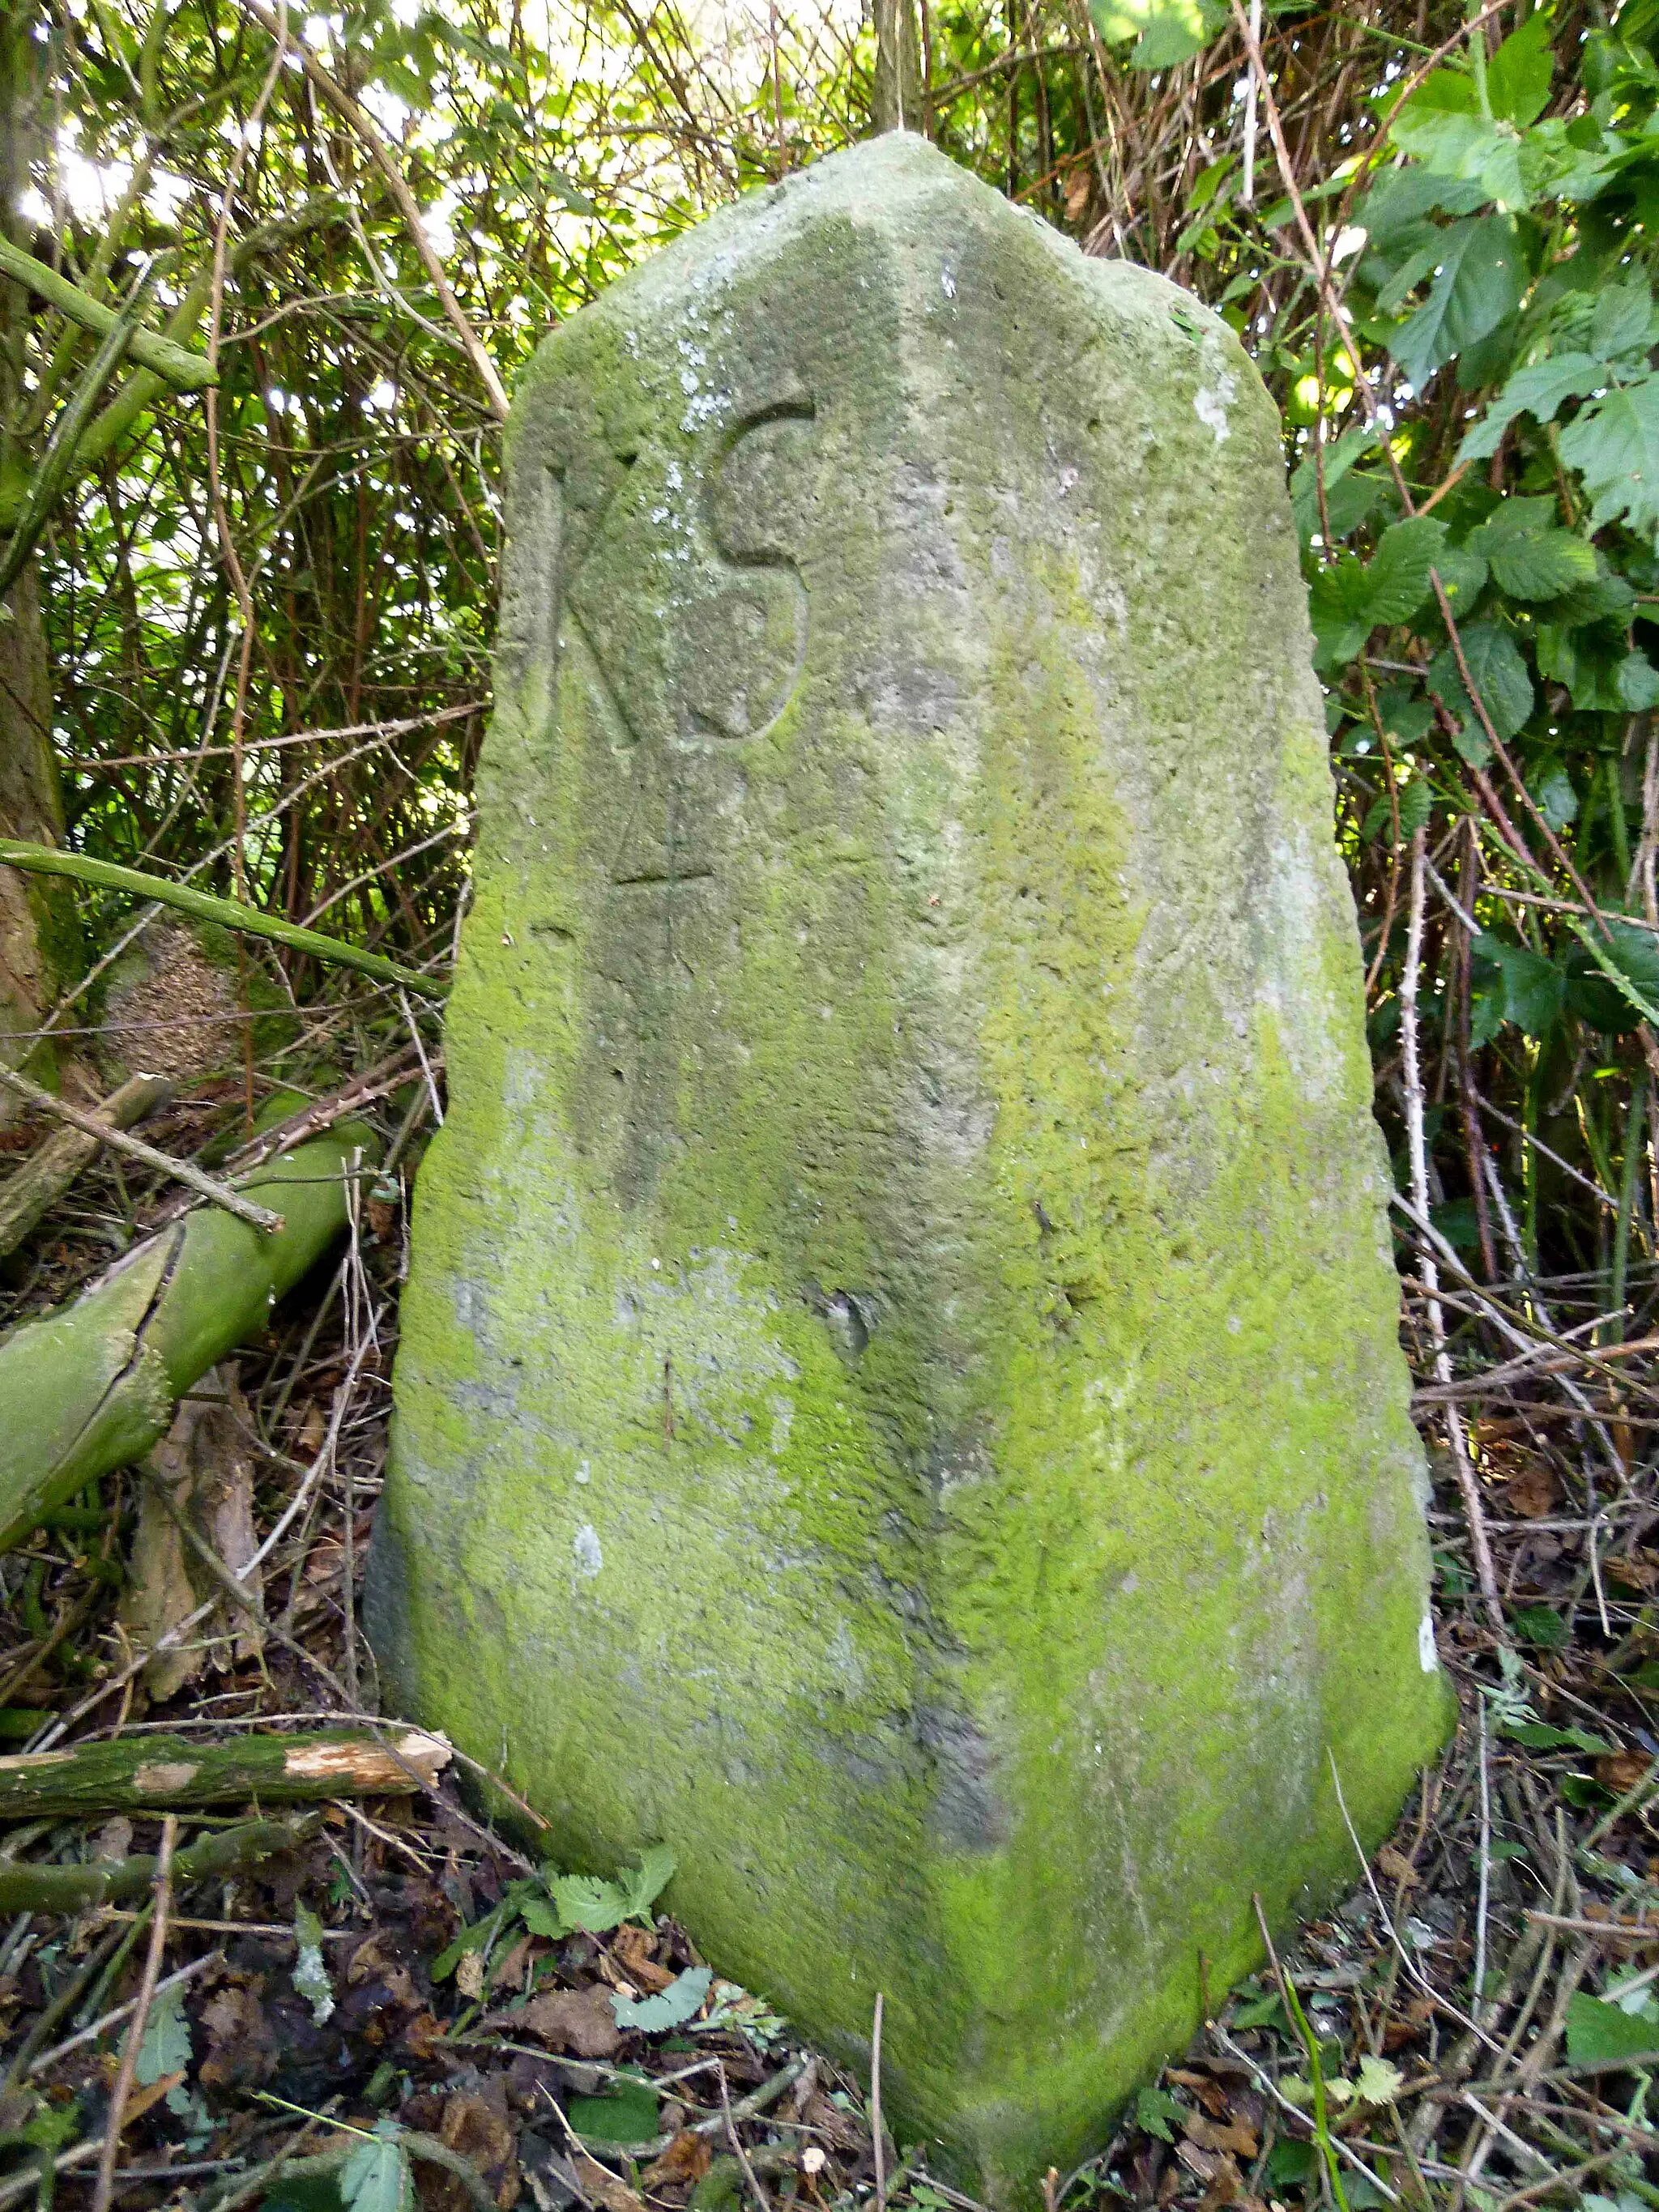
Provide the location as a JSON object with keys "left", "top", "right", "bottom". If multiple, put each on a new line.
{"left": 1503, "top": 1721, "right": 1613, "bottom": 1752}
{"left": 548, "top": 1873, "right": 632, "bottom": 1935}
{"left": 1621, "top": 651, "right": 1659, "bottom": 710}
{"left": 612, "top": 1963, "right": 714, "bottom": 2032}
{"left": 340, "top": 2123, "right": 414, "bottom": 2212}
{"left": 1088, "top": 0, "right": 1224, "bottom": 68}
{"left": 617, "top": 1844, "right": 676, "bottom": 1920}
{"left": 1559, "top": 375, "right": 1659, "bottom": 540}
{"left": 1592, "top": 279, "right": 1657, "bottom": 364}
{"left": 1392, "top": 217, "right": 1527, "bottom": 388}
{"left": 567, "top": 2078, "right": 662, "bottom": 2144}
{"left": 1458, "top": 353, "right": 1605, "bottom": 462}
{"left": 1134, "top": 2086, "right": 1188, "bottom": 2142}
{"left": 1486, "top": 11, "right": 1554, "bottom": 128}
{"left": 1510, "top": 1603, "right": 1570, "bottom": 1647}
{"left": 1566, "top": 1992, "right": 1659, "bottom": 2068}
{"left": 519, "top": 1895, "right": 566, "bottom": 1939}
{"left": 136, "top": 1982, "right": 192, "bottom": 2087}
{"left": 1354, "top": 2054, "right": 1405, "bottom": 2106}
{"left": 1563, "top": 920, "right": 1659, "bottom": 1034}
{"left": 1471, "top": 937, "right": 1565, "bottom": 1037}
{"left": 1364, "top": 515, "right": 1447, "bottom": 623}
{"left": 1428, "top": 622, "right": 1534, "bottom": 739}
{"left": 1466, "top": 500, "right": 1599, "bottom": 599}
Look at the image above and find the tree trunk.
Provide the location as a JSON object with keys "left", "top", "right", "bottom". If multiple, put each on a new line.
{"left": 0, "top": 0, "right": 79, "bottom": 1109}
{"left": 870, "top": 0, "right": 923, "bottom": 134}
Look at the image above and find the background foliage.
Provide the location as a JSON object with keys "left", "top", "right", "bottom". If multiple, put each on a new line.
{"left": 9, "top": 0, "right": 1659, "bottom": 1311}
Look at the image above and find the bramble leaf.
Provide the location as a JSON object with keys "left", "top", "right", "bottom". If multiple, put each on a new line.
{"left": 1559, "top": 375, "right": 1659, "bottom": 540}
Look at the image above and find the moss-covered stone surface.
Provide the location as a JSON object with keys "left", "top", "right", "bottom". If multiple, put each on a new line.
{"left": 368, "top": 134, "right": 1449, "bottom": 2200}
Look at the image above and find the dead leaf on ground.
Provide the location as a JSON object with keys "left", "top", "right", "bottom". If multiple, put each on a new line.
{"left": 423, "top": 2091, "right": 518, "bottom": 2212}
{"left": 198, "top": 1984, "right": 278, "bottom": 2089}
{"left": 1166, "top": 2069, "right": 1229, "bottom": 2119}
{"left": 1503, "top": 1464, "right": 1557, "bottom": 1519}
{"left": 1597, "top": 1749, "right": 1653, "bottom": 1796}
{"left": 492, "top": 1984, "right": 621, "bottom": 2059}
{"left": 1195, "top": 2152, "right": 1243, "bottom": 2212}
{"left": 1376, "top": 1843, "right": 1419, "bottom": 1886}
{"left": 642, "top": 2131, "right": 713, "bottom": 2189}
{"left": 1182, "top": 2111, "right": 1259, "bottom": 2161}
{"left": 611, "top": 1923, "right": 675, "bottom": 1994}
{"left": 559, "top": 2149, "right": 646, "bottom": 2212}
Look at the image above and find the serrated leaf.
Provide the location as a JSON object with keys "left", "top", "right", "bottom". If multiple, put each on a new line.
{"left": 1471, "top": 936, "right": 1565, "bottom": 1037}
{"left": 612, "top": 1964, "right": 714, "bottom": 2032}
{"left": 1466, "top": 506, "right": 1599, "bottom": 599}
{"left": 1391, "top": 217, "right": 1526, "bottom": 388}
{"left": 1564, "top": 919, "right": 1659, "bottom": 1034}
{"left": 1458, "top": 353, "right": 1605, "bottom": 462}
{"left": 340, "top": 2124, "right": 414, "bottom": 2212}
{"left": 1363, "top": 516, "right": 1446, "bottom": 623}
{"left": 549, "top": 1873, "right": 631, "bottom": 1935}
{"left": 519, "top": 1895, "right": 566, "bottom": 1939}
{"left": 618, "top": 1843, "right": 676, "bottom": 1920}
{"left": 1134, "top": 2086, "right": 1187, "bottom": 2142}
{"left": 1088, "top": 0, "right": 1223, "bottom": 68}
{"left": 1559, "top": 376, "right": 1659, "bottom": 541}
{"left": 1620, "top": 650, "right": 1659, "bottom": 710}
{"left": 136, "top": 1982, "right": 192, "bottom": 2087}
{"left": 1486, "top": 11, "right": 1554, "bottom": 128}
{"left": 1354, "top": 2054, "right": 1405, "bottom": 2106}
{"left": 1566, "top": 1993, "right": 1659, "bottom": 2067}
{"left": 1427, "top": 622, "right": 1533, "bottom": 739}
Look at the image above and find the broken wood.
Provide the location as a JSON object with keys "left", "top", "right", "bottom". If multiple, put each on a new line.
{"left": 0, "top": 1119, "right": 378, "bottom": 1549}
{"left": 0, "top": 1071, "right": 171, "bottom": 1259}
{"left": 0, "top": 1066, "right": 282, "bottom": 1232}
{"left": 0, "top": 1727, "right": 451, "bottom": 1820}
{"left": 0, "top": 1815, "right": 315, "bottom": 1915}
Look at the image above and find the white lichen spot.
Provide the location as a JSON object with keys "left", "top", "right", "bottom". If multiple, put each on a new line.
{"left": 940, "top": 266, "right": 957, "bottom": 299}
{"left": 574, "top": 1460, "right": 591, "bottom": 1486}
{"left": 680, "top": 368, "right": 700, "bottom": 396}
{"left": 573, "top": 1524, "right": 603, "bottom": 1579}
{"left": 1418, "top": 1611, "right": 1438, "bottom": 1673}
{"left": 1226, "top": 1314, "right": 1242, "bottom": 1335}
{"left": 1193, "top": 333, "right": 1239, "bottom": 443}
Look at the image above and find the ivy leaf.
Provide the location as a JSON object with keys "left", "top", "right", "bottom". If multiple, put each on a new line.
{"left": 1427, "top": 621, "right": 1534, "bottom": 739}
{"left": 1391, "top": 217, "right": 1526, "bottom": 388}
{"left": 1458, "top": 353, "right": 1605, "bottom": 462}
{"left": 611, "top": 1964, "right": 714, "bottom": 2032}
{"left": 1559, "top": 375, "right": 1659, "bottom": 540}
{"left": 1486, "top": 11, "right": 1554, "bottom": 128}
{"left": 340, "top": 2123, "right": 415, "bottom": 2212}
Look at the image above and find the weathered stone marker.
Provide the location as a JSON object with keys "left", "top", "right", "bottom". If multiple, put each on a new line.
{"left": 369, "top": 134, "right": 1448, "bottom": 2197}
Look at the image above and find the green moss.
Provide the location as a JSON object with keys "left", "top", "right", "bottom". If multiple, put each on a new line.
{"left": 369, "top": 135, "right": 1449, "bottom": 2204}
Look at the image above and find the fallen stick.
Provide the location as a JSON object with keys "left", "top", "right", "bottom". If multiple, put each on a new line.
{"left": 0, "top": 1072, "right": 171, "bottom": 1259}
{"left": 0, "top": 1814, "right": 316, "bottom": 1915}
{"left": 0, "top": 1728, "right": 450, "bottom": 1821}
{"left": 0, "top": 1119, "right": 378, "bottom": 1549}
{"left": 0, "top": 1067, "right": 279, "bottom": 1233}
{"left": 0, "top": 839, "right": 441, "bottom": 996}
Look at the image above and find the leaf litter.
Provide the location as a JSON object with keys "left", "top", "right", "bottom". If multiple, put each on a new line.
{"left": 4, "top": 1042, "right": 1659, "bottom": 2212}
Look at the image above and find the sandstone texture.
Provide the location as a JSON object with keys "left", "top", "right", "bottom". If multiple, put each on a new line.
{"left": 369, "top": 133, "right": 1448, "bottom": 2196}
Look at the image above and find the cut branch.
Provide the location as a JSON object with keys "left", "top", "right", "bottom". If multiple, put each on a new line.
{"left": 0, "top": 1070, "right": 170, "bottom": 1258}
{"left": 0, "top": 840, "right": 442, "bottom": 995}
{"left": 0, "top": 1729, "right": 451, "bottom": 1821}
{"left": 0, "top": 1066, "right": 281, "bottom": 1232}
{"left": 0, "top": 1119, "right": 379, "bottom": 1549}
